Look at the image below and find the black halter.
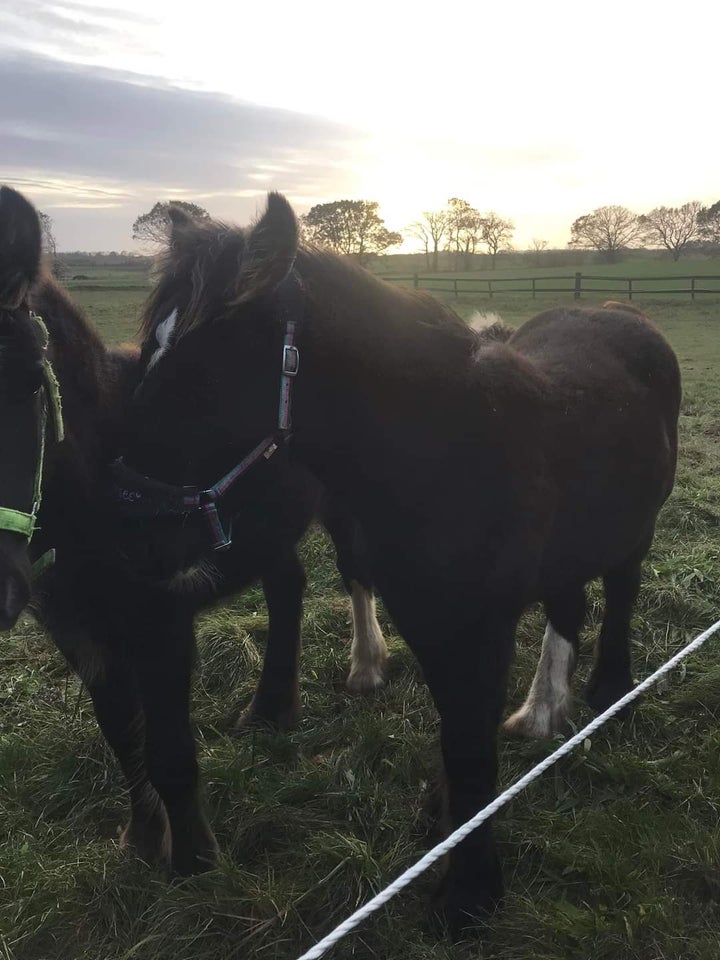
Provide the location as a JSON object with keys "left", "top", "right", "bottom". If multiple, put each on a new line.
{"left": 111, "top": 272, "right": 302, "bottom": 551}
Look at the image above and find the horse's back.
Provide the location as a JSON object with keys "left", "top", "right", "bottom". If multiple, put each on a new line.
{"left": 509, "top": 305, "right": 680, "bottom": 585}
{"left": 510, "top": 304, "right": 680, "bottom": 416}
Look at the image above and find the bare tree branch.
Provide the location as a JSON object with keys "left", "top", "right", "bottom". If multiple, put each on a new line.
{"left": 481, "top": 212, "right": 514, "bottom": 269}
{"left": 698, "top": 201, "right": 720, "bottom": 248}
{"left": 132, "top": 201, "right": 210, "bottom": 248}
{"left": 569, "top": 206, "right": 645, "bottom": 262}
{"left": 638, "top": 202, "right": 703, "bottom": 261}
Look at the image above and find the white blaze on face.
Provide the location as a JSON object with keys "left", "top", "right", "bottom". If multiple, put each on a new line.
{"left": 147, "top": 308, "right": 178, "bottom": 370}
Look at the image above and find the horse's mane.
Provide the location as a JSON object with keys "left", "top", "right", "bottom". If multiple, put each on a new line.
{"left": 139, "top": 219, "right": 513, "bottom": 352}
{"left": 139, "top": 218, "right": 245, "bottom": 344}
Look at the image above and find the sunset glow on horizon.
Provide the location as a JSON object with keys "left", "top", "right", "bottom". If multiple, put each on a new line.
{"left": 2, "top": 0, "right": 717, "bottom": 251}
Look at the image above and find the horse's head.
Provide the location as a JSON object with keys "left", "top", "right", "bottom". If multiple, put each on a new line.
{"left": 115, "top": 193, "right": 301, "bottom": 582}
{"left": 0, "top": 186, "right": 53, "bottom": 626}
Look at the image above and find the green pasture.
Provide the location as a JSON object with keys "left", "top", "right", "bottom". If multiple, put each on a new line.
{"left": 1, "top": 286, "right": 719, "bottom": 960}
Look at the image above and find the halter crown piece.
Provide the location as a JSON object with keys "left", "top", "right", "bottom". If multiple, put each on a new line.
{"left": 0, "top": 313, "right": 65, "bottom": 576}
{"left": 111, "top": 271, "right": 302, "bottom": 552}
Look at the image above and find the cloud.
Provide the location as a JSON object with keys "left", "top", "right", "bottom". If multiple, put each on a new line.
{"left": 1, "top": 52, "right": 368, "bottom": 249}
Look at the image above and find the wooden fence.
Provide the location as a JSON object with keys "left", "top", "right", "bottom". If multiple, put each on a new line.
{"left": 383, "top": 272, "right": 720, "bottom": 301}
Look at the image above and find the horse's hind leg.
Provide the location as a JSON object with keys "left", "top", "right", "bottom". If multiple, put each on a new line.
{"left": 504, "top": 584, "right": 586, "bottom": 738}
{"left": 236, "top": 547, "right": 305, "bottom": 731}
{"left": 321, "top": 498, "right": 387, "bottom": 693}
{"left": 51, "top": 627, "right": 170, "bottom": 867}
{"left": 413, "top": 614, "right": 516, "bottom": 934}
{"left": 586, "top": 554, "right": 642, "bottom": 714}
{"left": 346, "top": 578, "right": 387, "bottom": 693}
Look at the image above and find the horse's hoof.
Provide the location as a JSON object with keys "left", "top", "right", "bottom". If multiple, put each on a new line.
{"left": 430, "top": 873, "right": 501, "bottom": 940}
{"left": 117, "top": 797, "right": 172, "bottom": 868}
{"left": 346, "top": 663, "right": 386, "bottom": 694}
{"left": 586, "top": 671, "right": 634, "bottom": 716}
{"left": 234, "top": 697, "right": 301, "bottom": 734}
{"left": 170, "top": 815, "right": 219, "bottom": 876}
{"left": 503, "top": 701, "right": 570, "bottom": 739}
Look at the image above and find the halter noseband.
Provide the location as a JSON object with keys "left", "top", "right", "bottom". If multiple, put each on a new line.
{"left": 0, "top": 313, "right": 65, "bottom": 577}
{"left": 111, "top": 273, "right": 302, "bottom": 552}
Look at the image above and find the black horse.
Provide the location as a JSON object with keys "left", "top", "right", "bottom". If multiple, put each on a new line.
{"left": 117, "top": 194, "right": 680, "bottom": 932}
{"left": 0, "top": 185, "right": 386, "bottom": 876}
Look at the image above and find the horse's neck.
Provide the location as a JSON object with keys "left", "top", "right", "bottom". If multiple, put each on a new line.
{"left": 294, "top": 272, "right": 475, "bottom": 490}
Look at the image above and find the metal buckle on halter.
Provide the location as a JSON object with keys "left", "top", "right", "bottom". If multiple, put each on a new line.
{"left": 198, "top": 488, "right": 233, "bottom": 551}
{"left": 282, "top": 345, "right": 300, "bottom": 376}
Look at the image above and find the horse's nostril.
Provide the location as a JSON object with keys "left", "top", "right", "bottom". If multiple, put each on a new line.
{"left": 0, "top": 573, "right": 30, "bottom": 630}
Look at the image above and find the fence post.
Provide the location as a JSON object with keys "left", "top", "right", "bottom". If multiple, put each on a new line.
{"left": 628, "top": 278, "right": 633, "bottom": 301}
{"left": 574, "top": 272, "right": 582, "bottom": 300}
{"left": 532, "top": 277, "right": 536, "bottom": 300}
{"left": 691, "top": 277, "right": 696, "bottom": 301}
{"left": 413, "top": 273, "right": 419, "bottom": 289}
{"left": 454, "top": 278, "right": 458, "bottom": 299}
{"left": 488, "top": 280, "right": 493, "bottom": 299}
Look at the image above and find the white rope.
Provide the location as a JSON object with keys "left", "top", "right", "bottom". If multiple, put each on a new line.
{"left": 296, "top": 616, "right": 720, "bottom": 960}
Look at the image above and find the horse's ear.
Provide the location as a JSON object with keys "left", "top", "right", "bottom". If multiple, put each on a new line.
{"left": 233, "top": 192, "right": 298, "bottom": 304}
{"left": 0, "top": 186, "right": 42, "bottom": 307}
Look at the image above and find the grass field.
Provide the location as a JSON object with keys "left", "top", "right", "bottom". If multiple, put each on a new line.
{"left": 1, "top": 283, "right": 720, "bottom": 960}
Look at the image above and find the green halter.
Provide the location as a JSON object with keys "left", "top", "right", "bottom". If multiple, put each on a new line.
{"left": 0, "top": 314, "right": 64, "bottom": 577}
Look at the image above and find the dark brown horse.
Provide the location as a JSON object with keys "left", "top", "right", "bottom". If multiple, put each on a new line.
{"left": 117, "top": 194, "right": 680, "bottom": 932}
{"left": 0, "top": 185, "right": 388, "bottom": 876}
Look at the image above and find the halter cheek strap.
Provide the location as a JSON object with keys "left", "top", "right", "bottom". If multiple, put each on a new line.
{"left": 0, "top": 314, "right": 65, "bottom": 576}
{"left": 112, "top": 276, "right": 302, "bottom": 552}
{"left": 189, "top": 317, "right": 299, "bottom": 548}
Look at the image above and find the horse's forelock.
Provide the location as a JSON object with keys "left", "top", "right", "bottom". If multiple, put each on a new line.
{"left": 139, "top": 220, "right": 248, "bottom": 349}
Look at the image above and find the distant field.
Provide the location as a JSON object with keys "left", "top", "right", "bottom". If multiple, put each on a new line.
{"left": 68, "top": 257, "right": 720, "bottom": 346}
{"left": 2, "top": 288, "right": 720, "bottom": 959}
{"left": 72, "top": 287, "right": 147, "bottom": 344}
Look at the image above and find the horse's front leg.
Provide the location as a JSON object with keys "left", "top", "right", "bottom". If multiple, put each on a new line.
{"left": 413, "top": 614, "right": 516, "bottom": 936}
{"left": 237, "top": 547, "right": 305, "bottom": 730}
{"left": 52, "top": 625, "right": 171, "bottom": 867}
{"left": 131, "top": 601, "right": 218, "bottom": 876}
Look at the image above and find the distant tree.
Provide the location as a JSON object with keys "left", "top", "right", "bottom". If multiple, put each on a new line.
{"left": 530, "top": 238, "right": 548, "bottom": 266}
{"left": 638, "top": 202, "right": 703, "bottom": 261}
{"left": 301, "top": 200, "right": 401, "bottom": 264}
{"left": 132, "top": 200, "right": 210, "bottom": 247}
{"left": 481, "top": 212, "right": 514, "bottom": 269}
{"left": 38, "top": 211, "right": 57, "bottom": 259}
{"left": 445, "top": 198, "right": 484, "bottom": 270}
{"left": 407, "top": 220, "right": 432, "bottom": 270}
{"left": 698, "top": 201, "right": 720, "bottom": 248}
{"left": 569, "top": 205, "right": 645, "bottom": 262}
{"left": 37, "top": 211, "right": 64, "bottom": 276}
{"left": 408, "top": 210, "right": 449, "bottom": 272}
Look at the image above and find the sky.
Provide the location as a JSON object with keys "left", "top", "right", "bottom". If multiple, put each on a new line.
{"left": 1, "top": 0, "right": 718, "bottom": 252}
